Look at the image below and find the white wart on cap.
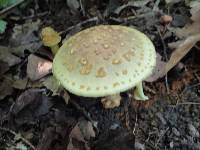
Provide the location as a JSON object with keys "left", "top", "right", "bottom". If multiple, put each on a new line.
{"left": 53, "top": 25, "right": 156, "bottom": 97}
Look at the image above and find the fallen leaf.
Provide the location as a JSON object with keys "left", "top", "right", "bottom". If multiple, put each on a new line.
{"left": 187, "top": 0, "right": 200, "bottom": 18}
{"left": 10, "top": 88, "right": 53, "bottom": 125}
{"left": 66, "top": 0, "right": 80, "bottom": 14}
{"left": 0, "top": 19, "right": 7, "bottom": 34}
{"left": 10, "top": 42, "right": 42, "bottom": 57}
{"left": 15, "top": 142, "right": 28, "bottom": 150}
{"left": 165, "top": 0, "right": 182, "bottom": 4}
{"left": 12, "top": 78, "right": 28, "bottom": 90}
{"left": 60, "top": 90, "right": 70, "bottom": 105}
{"left": 191, "top": 10, "right": 200, "bottom": 22}
{"left": 9, "top": 19, "right": 42, "bottom": 56}
{"left": 165, "top": 34, "right": 200, "bottom": 74}
{"left": 169, "top": 21, "right": 200, "bottom": 39}
{"left": 0, "top": 76, "right": 13, "bottom": 100}
{"left": 147, "top": 34, "right": 200, "bottom": 81}
{"left": 27, "top": 54, "right": 52, "bottom": 81}
{"left": 145, "top": 53, "right": 166, "bottom": 82}
{"left": 10, "top": 19, "right": 40, "bottom": 46}
{"left": 38, "top": 125, "right": 75, "bottom": 150}
{"left": 0, "top": 46, "right": 21, "bottom": 67}
{"left": 42, "top": 76, "right": 61, "bottom": 95}
{"left": 0, "top": 60, "right": 9, "bottom": 77}
{"left": 78, "top": 118, "right": 95, "bottom": 140}
{"left": 114, "top": 0, "right": 151, "bottom": 15}
{"left": 67, "top": 119, "right": 93, "bottom": 150}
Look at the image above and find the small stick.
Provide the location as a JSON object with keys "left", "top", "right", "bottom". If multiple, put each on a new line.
{"left": 157, "top": 27, "right": 170, "bottom": 94}
{"left": 155, "top": 127, "right": 169, "bottom": 148}
{"left": 171, "top": 102, "right": 200, "bottom": 106}
{"left": 0, "top": 0, "right": 25, "bottom": 16}
{"left": 0, "top": 127, "right": 37, "bottom": 150}
{"left": 59, "top": 17, "right": 99, "bottom": 35}
{"left": 132, "top": 112, "right": 138, "bottom": 135}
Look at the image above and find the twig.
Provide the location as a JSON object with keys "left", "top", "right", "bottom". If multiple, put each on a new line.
{"left": 132, "top": 112, "right": 138, "bottom": 135}
{"left": 171, "top": 102, "right": 200, "bottom": 106}
{"left": 157, "top": 27, "right": 170, "bottom": 94}
{"left": 155, "top": 127, "right": 169, "bottom": 148}
{"left": 0, "top": 0, "right": 25, "bottom": 16}
{"left": 109, "top": 11, "right": 156, "bottom": 23}
{"left": 181, "top": 83, "right": 200, "bottom": 95}
{"left": 59, "top": 17, "right": 99, "bottom": 35}
{"left": 0, "top": 127, "right": 37, "bottom": 150}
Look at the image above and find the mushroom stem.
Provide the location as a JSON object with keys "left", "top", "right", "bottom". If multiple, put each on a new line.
{"left": 51, "top": 45, "right": 60, "bottom": 55}
{"left": 134, "top": 82, "right": 148, "bottom": 100}
{"left": 101, "top": 93, "right": 121, "bottom": 109}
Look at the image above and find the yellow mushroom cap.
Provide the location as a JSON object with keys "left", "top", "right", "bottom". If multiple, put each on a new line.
{"left": 53, "top": 25, "right": 156, "bottom": 97}
{"left": 40, "top": 27, "right": 61, "bottom": 47}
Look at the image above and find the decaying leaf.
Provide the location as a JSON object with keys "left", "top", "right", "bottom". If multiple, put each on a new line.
{"left": 27, "top": 54, "right": 52, "bottom": 81}
{"left": 78, "top": 118, "right": 96, "bottom": 140}
{"left": 66, "top": 0, "right": 80, "bottom": 14}
{"left": 114, "top": 0, "right": 151, "bottom": 15}
{"left": 169, "top": 21, "right": 200, "bottom": 39}
{"left": 165, "top": 34, "right": 200, "bottom": 74}
{"left": 147, "top": 34, "right": 200, "bottom": 81}
{"left": 10, "top": 88, "right": 53, "bottom": 125}
{"left": 9, "top": 19, "right": 42, "bottom": 56}
{"left": 10, "top": 19, "right": 40, "bottom": 45}
{"left": 0, "top": 46, "right": 21, "bottom": 67}
{"left": 191, "top": 10, "right": 200, "bottom": 22}
{"left": 12, "top": 78, "right": 28, "bottom": 90}
{"left": 0, "top": 76, "right": 13, "bottom": 100}
{"left": 67, "top": 119, "right": 95, "bottom": 150}
{"left": 42, "top": 76, "right": 61, "bottom": 95}
{"left": 165, "top": 0, "right": 182, "bottom": 5}
{"left": 145, "top": 53, "right": 166, "bottom": 82}
{"left": 186, "top": 0, "right": 200, "bottom": 17}
{"left": 0, "top": 60, "right": 9, "bottom": 77}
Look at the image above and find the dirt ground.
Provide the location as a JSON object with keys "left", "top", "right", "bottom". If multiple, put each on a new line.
{"left": 0, "top": 0, "right": 200, "bottom": 150}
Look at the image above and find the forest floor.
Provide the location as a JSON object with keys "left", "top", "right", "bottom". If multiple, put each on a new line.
{"left": 0, "top": 0, "right": 200, "bottom": 150}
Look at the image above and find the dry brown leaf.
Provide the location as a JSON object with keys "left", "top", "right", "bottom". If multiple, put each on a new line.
{"left": 146, "top": 33, "right": 200, "bottom": 82}
{"left": 191, "top": 10, "right": 200, "bottom": 22}
{"left": 0, "top": 76, "right": 13, "bottom": 100}
{"left": 67, "top": 119, "right": 95, "bottom": 150}
{"left": 9, "top": 19, "right": 42, "bottom": 57}
{"left": 27, "top": 54, "right": 52, "bottom": 81}
{"left": 67, "top": 123, "right": 90, "bottom": 150}
{"left": 145, "top": 53, "right": 166, "bottom": 82}
{"left": 170, "top": 21, "right": 200, "bottom": 39}
{"left": 0, "top": 60, "right": 9, "bottom": 77}
{"left": 0, "top": 46, "right": 21, "bottom": 67}
{"left": 165, "top": 34, "right": 200, "bottom": 74}
{"left": 42, "top": 76, "right": 61, "bottom": 96}
{"left": 78, "top": 119, "right": 96, "bottom": 140}
{"left": 12, "top": 78, "right": 28, "bottom": 90}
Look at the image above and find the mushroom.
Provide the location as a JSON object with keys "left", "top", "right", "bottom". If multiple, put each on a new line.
{"left": 51, "top": 25, "right": 156, "bottom": 109}
{"left": 40, "top": 27, "right": 61, "bottom": 55}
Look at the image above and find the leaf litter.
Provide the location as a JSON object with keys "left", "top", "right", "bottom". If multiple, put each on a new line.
{"left": 1, "top": 0, "right": 200, "bottom": 150}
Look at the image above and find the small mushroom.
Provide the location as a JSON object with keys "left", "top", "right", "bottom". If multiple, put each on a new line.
{"left": 40, "top": 27, "right": 61, "bottom": 55}
{"left": 52, "top": 25, "right": 156, "bottom": 109}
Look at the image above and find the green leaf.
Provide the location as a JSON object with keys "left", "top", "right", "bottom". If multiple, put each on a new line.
{"left": 0, "top": 0, "right": 16, "bottom": 8}
{"left": 0, "top": 19, "right": 7, "bottom": 34}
